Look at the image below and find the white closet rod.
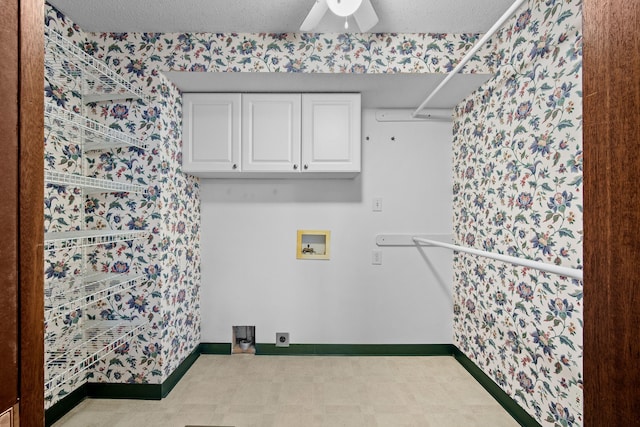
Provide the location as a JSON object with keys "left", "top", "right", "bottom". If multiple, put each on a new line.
{"left": 412, "top": 0, "right": 527, "bottom": 118}
{"left": 413, "top": 237, "right": 583, "bottom": 281}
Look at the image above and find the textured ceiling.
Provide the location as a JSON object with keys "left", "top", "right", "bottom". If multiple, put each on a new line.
{"left": 47, "top": 0, "right": 516, "bottom": 34}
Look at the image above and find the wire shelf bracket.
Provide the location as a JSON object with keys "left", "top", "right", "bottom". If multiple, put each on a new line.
{"left": 45, "top": 102, "right": 147, "bottom": 151}
{"left": 44, "top": 229, "right": 148, "bottom": 251}
{"left": 45, "top": 170, "right": 146, "bottom": 194}
{"left": 44, "top": 320, "right": 146, "bottom": 394}
{"left": 45, "top": 273, "right": 144, "bottom": 323}
{"left": 45, "top": 30, "right": 151, "bottom": 104}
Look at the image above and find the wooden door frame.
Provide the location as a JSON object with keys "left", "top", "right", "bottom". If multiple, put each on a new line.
{"left": 0, "top": 0, "right": 43, "bottom": 425}
{"left": 19, "top": 0, "right": 45, "bottom": 424}
{"left": 0, "top": 0, "right": 21, "bottom": 418}
{"left": 583, "top": 0, "right": 640, "bottom": 424}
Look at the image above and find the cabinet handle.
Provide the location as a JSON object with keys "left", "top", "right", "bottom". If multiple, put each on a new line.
{"left": 293, "top": 164, "right": 298, "bottom": 170}
{"left": 304, "top": 164, "right": 309, "bottom": 170}
{"left": 232, "top": 164, "right": 237, "bottom": 170}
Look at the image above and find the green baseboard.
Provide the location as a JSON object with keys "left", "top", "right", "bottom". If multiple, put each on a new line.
{"left": 452, "top": 347, "right": 541, "bottom": 427}
{"left": 254, "top": 343, "right": 453, "bottom": 356}
{"left": 86, "top": 382, "right": 162, "bottom": 400}
{"left": 45, "top": 342, "right": 540, "bottom": 427}
{"left": 44, "top": 383, "right": 87, "bottom": 427}
{"left": 161, "top": 347, "right": 200, "bottom": 397}
{"left": 44, "top": 346, "right": 200, "bottom": 425}
{"left": 199, "top": 342, "right": 232, "bottom": 354}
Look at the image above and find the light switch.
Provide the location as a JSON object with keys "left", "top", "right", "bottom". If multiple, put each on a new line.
{"left": 372, "top": 250, "right": 382, "bottom": 265}
{"left": 373, "top": 197, "right": 383, "bottom": 212}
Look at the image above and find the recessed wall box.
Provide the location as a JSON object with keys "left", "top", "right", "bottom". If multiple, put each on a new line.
{"left": 297, "top": 230, "right": 331, "bottom": 260}
{"left": 232, "top": 325, "right": 255, "bottom": 354}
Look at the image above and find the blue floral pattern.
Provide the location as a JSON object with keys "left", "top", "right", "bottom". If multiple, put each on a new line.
{"left": 156, "top": 32, "right": 491, "bottom": 74}
{"left": 45, "top": 1, "right": 583, "bottom": 425}
{"left": 452, "top": 1, "right": 583, "bottom": 425}
{"left": 44, "top": 4, "right": 201, "bottom": 408}
{"left": 43, "top": 4, "right": 496, "bottom": 408}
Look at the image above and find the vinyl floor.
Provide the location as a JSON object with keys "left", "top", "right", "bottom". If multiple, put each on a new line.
{"left": 52, "top": 354, "right": 520, "bottom": 427}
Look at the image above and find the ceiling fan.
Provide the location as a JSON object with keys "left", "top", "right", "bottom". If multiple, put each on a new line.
{"left": 300, "top": 0, "right": 379, "bottom": 32}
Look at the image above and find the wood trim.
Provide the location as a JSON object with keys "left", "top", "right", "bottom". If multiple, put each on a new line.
{"left": 0, "top": 0, "right": 20, "bottom": 414}
{"left": 0, "top": 404, "right": 19, "bottom": 427}
{"left": 19, "top": 0, "right": 45, "bottom": 424}
{"left": 583, "top": 0, "right": 640, "bottom": 424}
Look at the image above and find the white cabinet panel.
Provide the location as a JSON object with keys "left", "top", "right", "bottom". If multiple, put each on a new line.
{"left": 182, "top": 92, "right": 360, "bottom": 178}
{"left": 182, "top": 93, "right": 241, "bottom": 173}
{"left": 241, "top": 94, "right": 301, "bottom": 172}
{"left": 302, "top": 94, "right": 361, "bottom": 173}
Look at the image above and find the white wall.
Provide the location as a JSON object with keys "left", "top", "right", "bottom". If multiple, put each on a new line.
{"left": 199, "top": 109, "right": 454, "bottom": 344}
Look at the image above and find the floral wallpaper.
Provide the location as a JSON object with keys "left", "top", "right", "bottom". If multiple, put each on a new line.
{"left": 452, "top": 0, "right": 583, "bottom": 426}
{"left": 44, "top": 4, "right": 201, "bottom": 408}
{"left": 145, "top": 31, "right": 494, "bottom": 74}
{"left": 43, "top": 1, "right": 499, "bottom": 410}
{"left": 45, "top": 1, "right": 583, "bottom": 425}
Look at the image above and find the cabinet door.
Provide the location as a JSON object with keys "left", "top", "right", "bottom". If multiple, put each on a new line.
{"left": 182, "top": 93, "right": 241, "bottom": 173}
{"left": 302, "top": 94, "right": 361, "bottom": 173}
{"left": 242, "top": 94, "right": 301, "bottom": 172}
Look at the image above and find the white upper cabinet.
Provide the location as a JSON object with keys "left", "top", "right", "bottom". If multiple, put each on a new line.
{"left": 302, "top": 94, "right": 361, "bottom": 173}
{"left": 181, "top": 93, "right": 361, "bottom": 178}
{"left": 182, "top": 93, "right": 241, "bottom": 173}
{"left": 241, "top": 94, "right": 301, "bottom": 172}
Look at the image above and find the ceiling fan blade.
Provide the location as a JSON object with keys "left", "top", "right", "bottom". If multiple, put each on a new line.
{"left": 300, "top": 0, "right": 329, "bottom": 31}
{"left": 353, "top": 0, "right": 379, "bottom": 32}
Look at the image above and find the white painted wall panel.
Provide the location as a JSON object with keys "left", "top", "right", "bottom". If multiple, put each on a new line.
{"left": 200, "top": 109, "right": 453, "bottom": 344}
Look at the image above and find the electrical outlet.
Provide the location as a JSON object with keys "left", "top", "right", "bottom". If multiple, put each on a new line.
{"left": 372, "top": 197, "right": 383, "bottom": 212}
{"left": 276, "top": 332, "right": 290, "bottom": 347}
{"left": 372, "top": 250, "right": 382, "bottom": 265}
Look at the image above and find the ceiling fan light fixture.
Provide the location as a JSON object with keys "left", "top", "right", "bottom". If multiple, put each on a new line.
{"left": 300, "top": 0, "right": 378, "bottom": 33}
{"left": 326, "top": 0, "right": 363, "bottom": 18}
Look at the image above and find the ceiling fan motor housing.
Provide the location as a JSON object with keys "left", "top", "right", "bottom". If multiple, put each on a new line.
{"left": 327, "top": 0, "right": 363, "bottom": 17}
